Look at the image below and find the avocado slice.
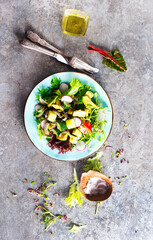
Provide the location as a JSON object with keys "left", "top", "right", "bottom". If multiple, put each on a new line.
{"left": 85, "top": 108, "right": 90, "bottom": 117}
{"left": 52, "top": 99, "right": 64, "bottom": 111}
{"left": 69, "top": 134, "right": 78, "bottom": 144}
{"left": 67, "top": 107, "right": 73, "bottom": 115}
{"left": 72, "top": 129, "right": 82, "bottom": 139}
{"left": 73, "top": 110, "right": 86, "bottom": 118}
{"left": 47, "top": 110, "right": 57, "bottom": 122}
{"left": 83, "top": 96, "right": 97, "bottom": 108}
{"left": 56, "top": 131, "right": 69, "bottom": 141}
{"left": 85, "top": 90, "right": 94, "bottom": 99}
{"left": 66, "top": 119, "right": 76, "bottom": 129}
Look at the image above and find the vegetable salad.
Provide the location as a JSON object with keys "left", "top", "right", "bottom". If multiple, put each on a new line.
{"left": 34, "top": 77, "right": 108, "bottom": 153}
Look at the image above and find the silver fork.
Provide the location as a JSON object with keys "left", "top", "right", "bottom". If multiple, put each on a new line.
{"left": 21, "top": 31, "right": 99, "bottom": 75}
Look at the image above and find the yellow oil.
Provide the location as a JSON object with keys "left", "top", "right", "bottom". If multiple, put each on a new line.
{"left": 62, "top": 9, "right": 89, "bottom": 37}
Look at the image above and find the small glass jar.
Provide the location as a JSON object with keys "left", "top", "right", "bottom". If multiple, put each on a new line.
{"left": 62, "top": 9, "right": 89, "bottom": 37}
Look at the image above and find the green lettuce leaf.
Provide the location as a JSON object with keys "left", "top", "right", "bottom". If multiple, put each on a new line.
{"left": 75, "top": 84, "right": 91, "bottom": 104}
{"left": 102, "top": 49, "right": 127, "bottom": 72}
{"left": 84, "top": 152, "right": 103, "bottom": 172}
{"left": 65, "top": 78, "right": 83, "bottom": 96}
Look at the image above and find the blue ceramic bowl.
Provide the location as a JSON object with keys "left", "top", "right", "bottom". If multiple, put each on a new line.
{"left": 24, "top": 72, "right": 113, "bottom": 161}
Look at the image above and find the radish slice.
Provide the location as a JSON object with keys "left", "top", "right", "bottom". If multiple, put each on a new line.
{"left": 74, "top": 117, "right": 82, "bottom": 127}
{"left": 59, "top": 83, "right": 69, "bottom": 93}
{"left": 50, "top": 122, "right": 57, "bottom": 130}
{"left": 52, "top": 110, "right": 61, "bottom": 117}
{"left": 44, "top": 122, "right": 50, "bottom": 135}
{"left": 101, "top": 112, "right": 106, "bottom": 122}
{"left": 79, "top": 126, "right": 87, "bottom": 134}
{"left": 39, "top": 97, "right": 47, "bottom": 105}
{"left": 41, "top": 119, "right": 48, "bottom": 129}
{"left": 36, "top": 112, "right": 44, "bottom": 117}
{"left": 61, "top": 95, "right": 73, "bottom": 103}
{"left": 35, "top": 104, "right": 42, "bottom": 111}
{"left": 96, "top": 109, "right": 106, "bottom": 122}
{"left": 62, "top": 113, "right": 68, "bottom": 121}
{"left": 76, "top": 141, "right": 86, "bottom": 151}
{"left": 45, "top": 111, "right": 49, "bottom": 118}
{"left": 35, "top": 107, "right": 46, "bottom": 117}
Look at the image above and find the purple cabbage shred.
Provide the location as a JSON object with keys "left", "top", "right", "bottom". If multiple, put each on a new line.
{"left": 48, "top": 133, "right": 72, "bottom": 154}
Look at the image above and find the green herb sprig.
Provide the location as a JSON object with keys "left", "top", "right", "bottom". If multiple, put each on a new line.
{"left": 38, "top": 205, "right": 64, "bottom": 230}
{"left": 28, "top": 176, "right": 56, "bottom": 198}
{"left": 69, "top": 222, "right": 86, "bottom": 233}
{"left": 35, "top": 86, "right": 52, "bottom": 101}
{"left": 35, "top": 76, "right": 61, "bottom": 101}
{"left": 50, "top": 76, "right": 61, "bottom": 89}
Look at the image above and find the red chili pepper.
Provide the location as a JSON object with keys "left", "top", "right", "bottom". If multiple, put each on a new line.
{"left": 84, "top": 121, "right": 92, "bottom": 132}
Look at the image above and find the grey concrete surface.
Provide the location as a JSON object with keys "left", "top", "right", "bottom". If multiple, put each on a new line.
{"left": 0, "top": 0, "right": 153, "bottom": 240}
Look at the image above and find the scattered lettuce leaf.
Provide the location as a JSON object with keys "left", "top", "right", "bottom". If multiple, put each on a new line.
{"left": 69, "top": 222, "right": 86, "bottom": 233}
{"left": 31, "top": 181, "right": 35, "bottom": 185}
{"left": 84, "top": 152, "right": 103, "bottom": 172}
{"left": 102, "top": 49, "right": 127, "bottom": 72}
{"left": 65, "top": 168, "right": 83, "bottom": 207}
{"left": 88, "top": 45, "right": 127, "bottom": 72}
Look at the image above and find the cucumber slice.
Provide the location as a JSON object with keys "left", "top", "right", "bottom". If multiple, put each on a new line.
{"left": 47, "top": 111, "right": 57, "bottom": 122}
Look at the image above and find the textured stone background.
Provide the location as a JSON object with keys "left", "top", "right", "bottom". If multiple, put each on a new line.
{"left": 0, "top": 0, "right": 153, "bottom": 240}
